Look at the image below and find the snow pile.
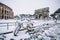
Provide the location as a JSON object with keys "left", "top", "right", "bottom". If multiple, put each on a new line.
{"left": 0, "top": 19, "right": 60, "bottom": 40}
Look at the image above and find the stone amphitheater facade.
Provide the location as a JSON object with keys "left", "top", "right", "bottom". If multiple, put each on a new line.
{"left": 0, "top": 2, "right": 14, "bottom": 19}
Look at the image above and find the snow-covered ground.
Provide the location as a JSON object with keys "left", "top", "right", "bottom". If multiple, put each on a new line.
{"left": 0, "top": 19, "right": 17, "bottom": 33}
{"left": 0, "top": 19, "right": 60, "bottom": 40}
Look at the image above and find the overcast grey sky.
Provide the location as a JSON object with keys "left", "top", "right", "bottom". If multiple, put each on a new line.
{"left": 0, "top": 0, "right": 60, "bottom": 15}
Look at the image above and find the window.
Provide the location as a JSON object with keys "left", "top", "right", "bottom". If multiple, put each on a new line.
{"left": 5, "top": 10, "right": 6, "bottom": 14}
{"left": 5, "top": 16, "right": 6, "bottom": 19}
{"left": 2, "top": 8, "right": 4, "bottom": 14}
{"left": 2, "top": 15, "right": 3, "bottom": 19}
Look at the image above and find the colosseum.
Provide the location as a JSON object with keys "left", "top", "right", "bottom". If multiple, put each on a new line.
{"left": 0, "top": 2, "right": 14, "bottom": 19}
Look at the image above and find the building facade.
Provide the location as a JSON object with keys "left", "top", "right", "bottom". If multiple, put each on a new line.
{"left": 34, "top": 7, "right": 49, "bottom": 19}
{"left": 53, "top": 8, "right": 60, "bottom": 20}
{"left": 0, "top": 3, "right": 14, "bottom": 19}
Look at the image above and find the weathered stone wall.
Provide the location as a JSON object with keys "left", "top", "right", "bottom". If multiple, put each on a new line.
{"left": 0, "top": 3, "right": 14, "bottom": 19}
{"left": 34, "top": 7, "right": 49, "bottom": 19}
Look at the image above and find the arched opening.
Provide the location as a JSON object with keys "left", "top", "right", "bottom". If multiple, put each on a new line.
{"left": 39, "top": 14, "right": 42, "bottom": 18}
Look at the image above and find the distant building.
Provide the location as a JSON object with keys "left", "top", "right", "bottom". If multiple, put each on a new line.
{"left": 34, "top": 7, "right": 49, "bottom": 19}
{"left": 0, "top": 3, "right": 14, "bottom": 19}
{"left": 52, "top": 8, "right": 60, "bottom": 20}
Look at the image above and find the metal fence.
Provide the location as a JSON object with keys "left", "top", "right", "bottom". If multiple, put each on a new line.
{"left": 0, "top": 22, "right": 16, "bottom": 30}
